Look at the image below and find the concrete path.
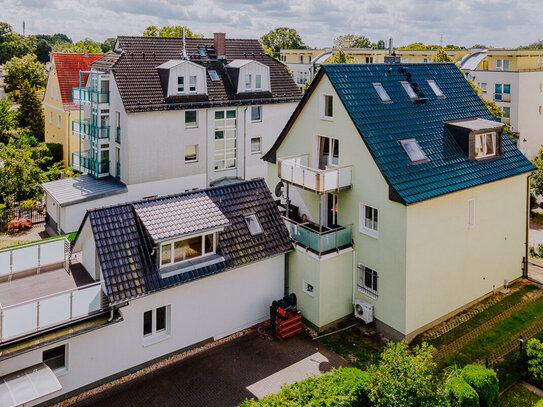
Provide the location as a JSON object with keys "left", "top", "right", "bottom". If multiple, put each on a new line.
{"left": 529, "top": 222, "right": 543, "bottom": 246}
{"left": 72, "top": 332, "right": 348, "bottom": 407}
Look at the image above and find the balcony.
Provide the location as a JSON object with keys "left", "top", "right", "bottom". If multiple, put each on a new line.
{"left": 283, "top": 216, "right": 352, "bottom": 256}
{"left": 72, "top": 87, "right": 110, "bottom": 106}
{"left": 72, "top": 120, "right": 110, "bottom": 140}
{"left": 0, "top": 238, "right": 104, "bottom": 343}
{"left": 72, "top": 152, "right": 110, "bottom": 177}
{"left": 278, "top": 154, "right": 352, "bottom": 194}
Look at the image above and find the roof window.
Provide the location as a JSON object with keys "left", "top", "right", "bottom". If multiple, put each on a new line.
{"left": 198, "top": 48, "right": 206, "bottom": 57}
{"left": 400, "top": 139, "right": 428, "bottom": 163}
{"left": 401, "top": 81, "right": 418, "bottom": 100}
{"left": 208, "top": 70, "right": 219, "bottom": 81}
{"left": 372, "top": 83, "right": 391, "bottom": 103}
{"left": 244, "top": 213, "right": 263, "bottom": 236}
{"left": 427, "top": 80, "right": 445, "bottom": 98}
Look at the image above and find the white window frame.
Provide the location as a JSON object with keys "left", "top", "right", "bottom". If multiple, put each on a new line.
{"left": 244, "top": 213, "right": 263, "bottom": 235}
{"left": 160, "top": 232, "right": 217, "bottom": 268}
{"left": 359, "top": 203, "right": 379, "bottom": 238}
{"left": 189, "top": 75, "right": 197, "bottom": 92}
{"left": 400, "top": 138, "right": 428, "bottom": 163}
{"left": 184, "top": 110, "right": 198, "bottom": 128}
{"left": 468, "top": 199, "right": 475, "bottom": 228}
{"left": 245, "top": 74, "right": 252, "bottom": 90}
{"left": 184, "top": 144, "right": 199, "bottom": 163}
{"left": 427, "top": 80, "right": 445, "bottom": 98}
{"left": 250, "top": 137, "right": 262, "bottom": 154}
{"left": 49, "top": 111, "right": 52, "bottom": 124}
{"left": 143, "top": 305, "right": 171, "bottom": 346}
{"left": 479, "top": 82, "right": 487, "bottom": 93}
{"left": 214, "top": 109, "right": 237, "bottom": 171}
{"left": 401, "top": 57, "right": 409, "bottom": 63}
{"left": 299, "top": 55, "right": 303, "bottom": 64}
{"left": 373, "top": 82, "right": 391, "bottom": 103}
{"left": 357, "top": 265, "right": 378, "bottom": 299}
{"left": 365, "top": 57, "right": 374, "bottom": 63}
{"left": 255, "top": 74, "right": 262, "bottom": 90}
{"left": 496, "top": 59, "right": 510, "bottom": 71}
{"left": 251, "top": 106, "right": 262, "bottom": 122}
{"left": 56, "top": 86, "right": 59, "bottom": 100}
{"left": 302, "top": 280, "right": 315, "bottom": 297}
{"left": 474, "top": 132, "right": 497, "bottom": 159}
{"left": 42, "top": 344, "right": 68, "bottom": 375}
{"left": 208, "top": 70, "right": 219, "bottom": 81}
{"left": 400, "top": 81, "right": 418, "bottom": 100}
{"left": 177, "top": 76, "right": 184, "bottom": 93}
{"left": 57, "top": 115, "right": 61, "bottom": 129}
{"left": 321, "top": 94, "right": 333, "bottom": 120}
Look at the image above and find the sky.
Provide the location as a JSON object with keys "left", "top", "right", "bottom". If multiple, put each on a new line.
{"left": 1, "top": 0, "right": 542, "bottom": 48}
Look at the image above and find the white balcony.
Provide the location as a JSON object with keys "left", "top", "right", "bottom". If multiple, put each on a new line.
{"left": 278, "top": 154, "right": 352, "bottom": 194}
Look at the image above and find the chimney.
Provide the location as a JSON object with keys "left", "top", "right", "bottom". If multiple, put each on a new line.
{"left": 214, "top": 33, "right": 226, "bottom": 58}
{"left": 388, "top": 37, "right": 393, "bottom": 55}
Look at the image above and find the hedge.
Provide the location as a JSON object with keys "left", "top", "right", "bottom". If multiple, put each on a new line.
{"left": 461, "top": 365, "right": 498, "bottom": 407}
{"left": 446, "top": 376, "right": 479, "bottom": 407}
{"left": 239, "top": 368, "right": 370, "bottom": 407}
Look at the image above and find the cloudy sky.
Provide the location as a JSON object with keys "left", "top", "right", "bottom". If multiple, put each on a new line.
{"left": 1, "top": 0, "right": 542, "bottom": 48}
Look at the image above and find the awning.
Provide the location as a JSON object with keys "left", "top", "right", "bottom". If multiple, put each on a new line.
{"left": 0, "top": 363, "right": 62, "bottom": 407}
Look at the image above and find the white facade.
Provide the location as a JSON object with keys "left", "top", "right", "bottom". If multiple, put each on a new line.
{"left": 157, "top": 60, "right": 208, "bottom": 97}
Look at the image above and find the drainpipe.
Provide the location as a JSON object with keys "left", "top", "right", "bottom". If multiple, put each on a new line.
{"left": 284, "top": 253, "right": 289, "bottom": 296}
{"left": 107, "top": 307, "right": 115, "bottom": 322}
{"left": 243, "top": 106, "right": 248, "bottom": 180}
{"left": 525, "top": 174, "right": 531, "bottom": 279}
{"left": 352, "top": 250, "right": 356, "bottom": 305}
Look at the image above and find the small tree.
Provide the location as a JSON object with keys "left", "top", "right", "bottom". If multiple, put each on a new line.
{"left": 101, "top": 37, "right": 116, "bottom": 53}
{"left": 260, "top": 27, "right": 306, "bottom": 58}
{"left": 325, "top": 49, "right": 354, "bottom": 64}
{"left": 35, "top": 39, "right": 52, "bottom": 63}
{"left": 0, "top": 96, "right": 17, "bottom": 141}
{"left": 433, "top": 49, "right": 453, "bottom": 62}
{"left": 0, "top": 22, "right": 32, "bottom": 64}
{"left": 143, "top": 25, "right": 203, "bottom": 38}
{"left": 532, "top": 148, "right": 543, "bottom": 197}
{"left": 3, "top": 54, "right": 48, "bottom": 91}
{"left": 17, "top": 80, "right": 44, "bottom": 142}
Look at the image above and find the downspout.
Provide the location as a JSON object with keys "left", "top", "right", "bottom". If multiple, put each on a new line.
{"left": 352, "top": 250, "right": 356, "bottom": 305}
{"left": 107, "top": 307, "right": 115, "bottom": 322}
{"left": 284, "top": 253, "right": 289, "bottom": 296}
{"left": 525, "top": 174, "right": 531, "bottom": 279}
{"left": 243, "top": 106, "right": 248, "bottom": 180}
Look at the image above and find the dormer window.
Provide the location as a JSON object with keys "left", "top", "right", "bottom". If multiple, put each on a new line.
{"left": 401, "top": 81, "right": 418, "bottom": 100}
{"left": 189, "top": 76, "right": 197, "bottom": 92}
{"left": 373, "top": 83, "right": 391, "bottom": 103}
{"left": 245, "top": 74, "right": 252, "bottom": 90}
{"left": 474, "top": 132, "right": 497, "bottom": 159}
{"left": 160, "top": 233, "right": 216, "bottom": 267}
{"left": 427, "top": 80, "right": 445, "bottom": 98}
{"left": 400, "top": 139, "right": 428, "bottom": 163}
{"left": 177, "top": 77, "right": 184, "bottom": 93}
{"left": 226, "top": 59, "right": 270, "bottom": 93}
{"left": 256, "top": 75, "right": 262, "bottom": 90}
{"left": 244, "top": 214, "right": 263, "bottom": 236}
{"left": 208, "top": 70, "right": 219, "bottom": 81}
{"left": 157, "top": 60, "right": 208, "bottom": 97}
{"left": 445, "top": 118, "right": 503, "bottom": 161}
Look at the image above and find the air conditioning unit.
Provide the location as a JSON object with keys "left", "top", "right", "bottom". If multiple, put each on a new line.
{"left": 354, "top": 299, "right": 374, "bottom": 324}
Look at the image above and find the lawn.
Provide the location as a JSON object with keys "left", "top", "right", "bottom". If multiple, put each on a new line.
{"left": 318, "top": 328, "right": 381, "bottom": 370}
{"left": 498, "top": 383, "right": 541, "bottom": 407}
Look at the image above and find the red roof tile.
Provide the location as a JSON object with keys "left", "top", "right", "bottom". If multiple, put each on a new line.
{"left": 52, "top": 53, "right": 104, "bottom": 111}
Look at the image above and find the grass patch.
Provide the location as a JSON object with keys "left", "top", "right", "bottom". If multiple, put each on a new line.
{"left": 318, "top": 328, "right": 381, "bottom": 370}
{"left": 430, "top": 285, "right": 539, "bottom": 349}
{"left": 0, "top": 232, "right": 77, "bottom": 250}
{"left": 439, "top": 295, "right": 543, "bottom": 368}
{"left": 498, "top": 383, "right": 541, "bottom": 407}
{"left": 531, "top": 210, "right": 543, "bottom": 226}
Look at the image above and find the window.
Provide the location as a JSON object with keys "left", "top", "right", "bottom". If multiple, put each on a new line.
{"left": 540, "top": 106, "right": 542, "bottom": 115}
{"left": 400, "top": 139, "right": 428, "bottom": 163}
{"left": 479, "top": 82, "right": 487, "bottom": 93}
{"left": 189, "top": 76, "right": 197, "bottom": 92}
{"left": 366, "top": 57, "right": 374, "bottom": 63}
{"left": 214, "top": 109, "right": 237, "bottom": 170}
{"left": 56, "top": 86, "right": 59, "bottom": 100}
{"left": 251, "top": 137, "right": 261, "bottom": 154}
{"left": 197, "top": 48, "right": 206, "bottom": 57}
{"left": 299, "top": 55, "right": 303, "bottom": 63}
{"left": 49, "top": 111, "right": 52, "bottom": 123}
{"left": 185, "top": 110, "right": 197, "bottom": 127}
{"left": 357, "top": 265, "right": 378, "bottom": 298}
{"left": 494, "top": 83, "right": 510, "bottom": 101}
{"left": 160, "top": 233, "right": 216, "bottom": 267}
{"left": 43, "top": 345, "right": 67, "bottom": 372}
{"left": 208, "top": 70, "right": 219, "bottom": 81}
{"left": 423, "top": 58, "right": 430, "bottom": 63}
{"left": 308, "top": 56, "right": 312, "bottom": 63}
{"left": 244, "top": 213, "right": 263, "bottom": 235}
{"left": 468, "top": 199, "right": 475, "bottom": 228}
{"left": 255, "top": 74, "right": 262, "bottom": 90}
{"left": 303, "top": 280, "right": 315, "bottom": 296}
{"left": 401, "top": 81, "right": 418, "bottom": 100}
{"left": 143, "top": 306, "right": 170, "bottom": 342}
{"left": 245, "top": 74, "right": 252, "bottom": 90}
{"left": 251, "top": 106, "right": 261, "bottom": 121}
{"left": 359, "top": 203, "right": 378, "bottom": 238}
{"left": 502, "top": 106, "right": 510, "bottom": 119}
{"left": 318, "top": 136, "right": 339, "bottom": 168}
{"left": 57, "top": 115, "right": 61, "bottom": 129}
{"left": 322, "top": 95, "right": 333, "bottom": 119}
{"left": 177, "top": 77, "right": 184, "bottom": 93}
{"left": 50, "top": 86, "right": 54, "bottom": 99}
{"left": 373, "top": 82, "right": 391, "bottom": 103}
{"left": 185, "top": 144, "right": 198, "bottom": 162}
{"left": 474, "top": 132, "right": 497, "bottom": 159}
{"left": 496, "top": 59, "right": 510, "bottom": 71}
{"left": 401, "top": 57, "right": 409, "bottom": 63}
{"left": 427, "top": 80, "right": 445, "bottom": 98}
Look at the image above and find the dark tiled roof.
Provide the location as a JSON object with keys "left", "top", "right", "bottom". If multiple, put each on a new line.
{"left": 266, "top": 63, "right": 534, "bottom": 204}
{"left": 78, "top": 179, "right": 292, "bottom": 304}
{"left": 92, "top": 36, "right": 301, "bottom": 113}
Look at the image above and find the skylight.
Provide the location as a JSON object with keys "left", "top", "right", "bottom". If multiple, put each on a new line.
{"left": 427, "top": 80, "right": 445, "bottom": 98}
{"left": 400, "top": 81, "right": 418, "bottom": 100}
{"left": 244, "top": 214, "right": 263, "bottom": 236}
{"left": 208, "top": 70, "right": 219, "bottom": 81}
{"left": 372, "top": 83, "right": 391, "bottom": 103}
{"left": 198, "top": 48, "right": 206, "bottom": 57}
{"left": 400, "top": 139, "right": 428, "bottom": 163}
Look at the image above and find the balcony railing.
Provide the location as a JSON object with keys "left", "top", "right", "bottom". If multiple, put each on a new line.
{"left": 72, "top": 152, "right": 110, "bottom": 176}
{"left": 278, "top": 154, "right": 352, "bottom": 193}
{"left": 116, "top": 126, "right": 121, "bottom": 143}
{"left": 283, "top": 216, "right": 352, "bottom": 256}
{"left": 72, "top": 87, "right": 110, "bottom": 105}
{"left": 72, "top": 120, "right": 110, "bottom": 140}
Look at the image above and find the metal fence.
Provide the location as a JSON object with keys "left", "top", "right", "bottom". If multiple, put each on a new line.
{"left": 0, "top": 203, "right": 46, "bottom": 230}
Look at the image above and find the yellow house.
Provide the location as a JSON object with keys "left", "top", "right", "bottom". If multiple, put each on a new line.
{"left": 264, "top": 62, "right": 534, "bottom": 339}
{"left": 44, "top": 52, "right": 104, "bottom": 165}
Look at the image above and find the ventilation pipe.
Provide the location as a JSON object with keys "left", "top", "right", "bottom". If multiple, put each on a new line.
{"left": 388, "top": 37, "right": 393, "bottom": 55}
{"left": 182, "top": 27, "right": 188, "bottom": 59}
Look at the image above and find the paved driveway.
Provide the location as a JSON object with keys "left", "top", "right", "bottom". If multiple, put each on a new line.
{"left": 74, "top": 332, "right": 348, "bottom": 407}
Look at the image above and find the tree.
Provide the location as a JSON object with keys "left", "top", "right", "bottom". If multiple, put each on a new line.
{"left": 35, "top": 39, "right": 52, "bottom": 63}
{"left": 75, "top": 38, "right": 102, "bottom": 53}
{"left": 325, "top": 49, "right": 354, "bottom": 64}
{"left": 0, "top": 22, "right": 31, "bottom": 64}
{"left": 471, "top": 44, "right": 488, "bottom": 49}
{"left": 532, "top": 149, "right": 543, "bottom": 197}
{"left": 518, "top": 41, "right": 543, "bottom": 50}
{"left": 351, "top": 36, "right": 372, "bottom": 48}
{"left": 260, "top": 27, "right": 306, "bottom": 58}
{"left": 17, "top": 80, "right": 44, "bottom": 142}
{"left": 0, "top": 96, "right": 17, "bottom": 142}
{"left": 373, "top": 39, "right": 386, "bottom": 49}
{"left": 432, "top": 49, "right": 453, "bottom": 62}
{"left": 101, "top": 37, "right": 116, "bottom": 53}
{"left": 3, "top": 54, "right": 48, "bottom": 92}
{"left": 143, "top": 25, "right": 203, "bottom": 38}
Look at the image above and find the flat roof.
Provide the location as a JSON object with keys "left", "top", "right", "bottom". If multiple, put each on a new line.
{"left": 446, "top": 118, "right": 505, "bottom": 132}
{"left": 41, "top": 175, "right": 127, "bottom": 207}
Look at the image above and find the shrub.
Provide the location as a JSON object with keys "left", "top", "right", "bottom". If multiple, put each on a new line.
{"left": 535, "top": 399, "right": 543, "bottom": 406}
{"left": 461, "top": 365, "right": 498, "bottom": 407}
{"left": 239, "top": 367, "right": 370, "bottom": 406}
{"left": 525, "top": 338, "right": 543, "bottom": 386}
{"left": 446, "top": 376, "right": 479, "bottom": 407}
{"left": 20, "top": 199, "right": 34, "bottom": 211}
{"left": 45, "top": 143, "right": 63, "bottom": 164}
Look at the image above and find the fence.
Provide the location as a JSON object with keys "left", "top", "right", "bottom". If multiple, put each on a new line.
{"left": 0, "top": 202, "right": 46, "bottom": 231}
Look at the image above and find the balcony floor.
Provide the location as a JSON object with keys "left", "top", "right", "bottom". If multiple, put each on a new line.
{"left": 0, "top": 263, "right": 94, "bottom": 308}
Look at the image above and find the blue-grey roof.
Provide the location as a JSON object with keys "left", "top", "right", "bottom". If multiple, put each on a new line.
{"left": 322, "top": 63, "right": 534, "bottom": 204}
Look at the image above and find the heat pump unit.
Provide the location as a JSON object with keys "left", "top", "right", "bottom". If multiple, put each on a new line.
{"left": 354, "top": 299, "right": 374, "bottom": 324}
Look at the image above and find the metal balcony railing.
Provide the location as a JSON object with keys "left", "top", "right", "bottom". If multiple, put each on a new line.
{"left": 72, "top": 120, "right": 110, "bottom": 140}
{"left": 72, "top": 87, "right": 110, "bottom": 105}
{"left": 72, "top": 152, "right": 110, "bottom": 176}
{"left": 278, "top": 154, "right": 352, "bottom": 194}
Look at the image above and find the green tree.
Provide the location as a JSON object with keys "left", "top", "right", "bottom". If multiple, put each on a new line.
{"left": 3, "top": 54, "right": 48, "bottom": 91}
{"left": 35, "top": 39, "right": 52, "bottom": 63}
{"left": 75, "top": 38, "right": 102, "bottom": 53}
{"left": 0, "top": 96, "right": 17, "bottom": 142}
{"left": 260, "top": 27, "right": 306, "bottom": 58}
{"left": 432, "top": 49, "right": 453, "bottom": 62}
{"left": 17, "top": 80, "right": 44, "bottom": 142}
{"left": 351, "top": 36, "right": 372, "bottom": 48}
{"left": 373, "top": 39, "right": 386, "bottom": 49}
{"left": 143, "top": 25, "right": 203, "bottom": 38}
{"left": 101, "top": 37, "right": 116, "bottom": 53}
{"left": 325, "top": 49, "right": 354, "bottom": 64}
{"left": 0, "top": 22, "right": 31, "bottom": 64}
{"left": 532, "top": 149, "right": 543, "bottom": 197}
{"left": 471, "top": 44, "right": 488, "bottom": 49}
{"left": 518, "top": 41, "right": 543, "bottom": 50}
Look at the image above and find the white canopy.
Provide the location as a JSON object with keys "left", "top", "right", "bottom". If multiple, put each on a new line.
{"left": 0, "top": 363, "right": 61, "bottom": 407}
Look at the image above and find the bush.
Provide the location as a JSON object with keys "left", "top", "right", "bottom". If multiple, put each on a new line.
{"left": 461, "top": 365, "right": 498, "bottom": 407}
{"left": 45, "top": 143, "right": 63, "bottom": 164}
{"left": 239, "top": 367, "right": 370, "bottom": 406}
{"left": 446, "top": 376, "right": 479, "bottom": 407}
{"left": 525, "top": 338, "right": 543, "bottom": 386}
{"left": 20, "top": 199, "right": 34, "bottom": 211}
{"left": 535, "top": 399, "right": 543, "bottom": 406}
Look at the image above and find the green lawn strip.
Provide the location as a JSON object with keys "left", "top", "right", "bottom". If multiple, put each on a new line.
{"left": 431, "top": 285, "right": 539, "bottom": 349}
{"left": 498, "top": 383, "right": 541, "bottom": 407}
{"left": 0, "top": 231, "right": 77, "bottom": 250}
{"left": 318, "top": 328, "right": 381, "bottom": 370}
{"left": 439, "top": 296, "right": 543, "bottom": 369}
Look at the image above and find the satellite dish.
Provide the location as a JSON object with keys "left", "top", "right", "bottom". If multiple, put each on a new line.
{"left": 274, "top": 181, "right": 284, "bottom": 198}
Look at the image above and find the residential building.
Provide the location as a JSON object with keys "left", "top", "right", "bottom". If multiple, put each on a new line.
{"left": 42, "top": 34, "right": 301, "bottom": 234}
{"left": 264, "top": 63, "right": 534, "bottom": 340}
{"left": 0, "top": 179, "right": 291, "bottom": 406}
{"left": 460, "top": 49, "right": 543, "bottom": 159}
{"left": 43, "top": 52, "right": 104, "bottom": 164}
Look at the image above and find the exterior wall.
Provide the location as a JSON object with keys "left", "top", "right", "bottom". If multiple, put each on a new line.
{"left": 404, "top": 174, "right": 529, "bottom": 337}
{"left": 164, "top": 61, "right": 207, "bottom": 97}
{"left": 0, "top": 254, "right": 285, "bottom": 406}
{"left": 235, "top": 61, "right": 270, "bottom": 93}
{"left": 76, "top": 220, "right": 99, "bottom": 280}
